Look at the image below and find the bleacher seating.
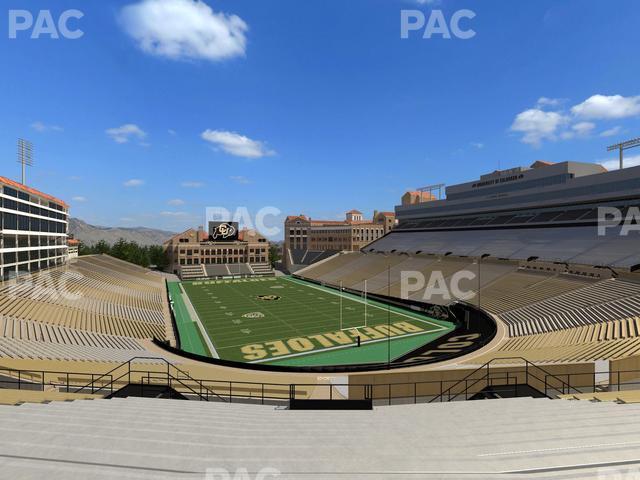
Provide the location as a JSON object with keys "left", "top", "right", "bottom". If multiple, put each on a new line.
{"left": 179, "top": 264, "right": 206, "bottom": 280}
{"left": 287, "top": 249, "right": 340, "bottom": 273}
{"left": 2, "top": 396, "right": 640, "bottom": 479}
{"left": 296, "top": 251, "right": 363, "bottom": 282}
{"left": 204, "top": 264, "right": 229, "bottom": 277}
{"left": 251, "top": 263, "right": 273, "bottom": 275}
{"left": 0, "top": 255, "right": 172, "bottom": 364}
{"left": 500, "top": 278, "right": 640, "bottom": 336}
{"left": 202, "top": 263, "right": 258, "bottom": 278}
{"left": 297, "top": 248, "right": 640, "bottom": 364}
{"left": 367, "top": 226, "right": 640, "bottom": 269}
{"left": 474, "top": 270, "right": 595, "bottom": 314}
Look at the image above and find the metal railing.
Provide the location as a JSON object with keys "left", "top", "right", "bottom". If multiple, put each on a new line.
{"left": 1, "top": 356, "right": 640, "bottom": 405}
{"left": 428, "top": 357, "right": 583, "bottom": 403}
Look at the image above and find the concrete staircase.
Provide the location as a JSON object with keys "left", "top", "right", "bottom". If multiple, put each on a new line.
{"left": 251, "top": 263, "right": 273, "bottom": 276}
{"left": 179, "top": 264, "right": 205, "bottom": 280}
{"left": 1, "top": 396, "right": 640, "bottom": 478}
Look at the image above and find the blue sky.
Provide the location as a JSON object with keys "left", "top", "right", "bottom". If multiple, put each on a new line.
{"left": 1, "top": 0, "right": 639, "bottom": 238}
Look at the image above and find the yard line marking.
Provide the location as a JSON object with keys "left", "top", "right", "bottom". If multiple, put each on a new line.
{"left": 282, "top": 277, "right": 448, "bottom": 332}
{"left": 224, "top": 280, "right": 306, "bottom": 338}
{"left": 182, "top": 277, "right": 453, "bottom": 363}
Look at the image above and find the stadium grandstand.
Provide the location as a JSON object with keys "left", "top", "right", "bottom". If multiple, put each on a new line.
{"left": 0, "top": 254, "right": 175, "bottom": 363}
{"left": 3, "top": 160, "right": 640, "bottom": 478}
{"left": 295, "top": 160, "right": 640, "bottom": 366}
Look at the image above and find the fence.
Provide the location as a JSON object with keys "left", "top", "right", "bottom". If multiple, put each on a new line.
{"left": 0, "top": 356, "right": 639, "bottom": 405}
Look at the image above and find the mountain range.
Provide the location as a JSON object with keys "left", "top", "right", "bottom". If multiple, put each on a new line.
{"left": 69, "top": 218, "right": 175, "bottom": 246}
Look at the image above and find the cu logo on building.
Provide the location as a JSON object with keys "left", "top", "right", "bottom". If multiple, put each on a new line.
{"left": 211, "top": 223, "right": 237, "bottom": 240}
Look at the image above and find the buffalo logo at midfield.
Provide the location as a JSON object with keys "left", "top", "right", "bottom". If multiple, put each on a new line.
{"left": 210, "top": 222, "right": 237, "bottom": 240}
{"left": 256, "top": 295, "right": 281, "bottom": 301}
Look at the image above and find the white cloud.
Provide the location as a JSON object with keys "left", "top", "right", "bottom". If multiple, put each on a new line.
{"left": 510, "top": 108, "right": 568, "bottom": 146}
{"left": 571, "top": 94, "right": 640, "bottom": 120}
{"left": 560, "top": 121, "right": 595, "bottom": 140}
{"left": 168, "top": 129, "right": 177, "bottom": 136}
{"left": 120, "top": 217, "right": 135, "bottom": 222}
{"left": 511, "top": 93, "right": 640, "bottom": 147}
{"left": 201, "top": 129, "right": 275, "bottom": 158}
{"left": 415, "top": 0, "right": 440, "bottom": 4}
{"left": 536, "top": 97, "right": 563, "bottom": 108}
{"left": 168, "top": 198, "right": 185, "bottom": 205}
{"left": 180, "top": 181, "right": 204, "bottom": 188}
{"left": 230, "top": 175, "right": 251, "bottom": 184}
{"left": 106, "top": 124, "right": 146, "bottom": 144}
{"left": 71, "top": 196, "right": 87, "bottom": 202}
{"left": 470, "top": 142, "right": 484, "bottom": 149}
{"left": 600, "top": 126, "right": 624, "bottom": 137}
{"left": 120, "top": 0, "right": 248, "bottom": 62}
{"left": 599, "top": 154, "right": 640, "bottom": 171}
{"left": 123, "top": 179, "right": 144, "bottom": 187}
{"left": 160, "top": 211, "right": 189, "bottom": 217}
{"left": 31, "top": 121, "right": 63, "bottom": 132}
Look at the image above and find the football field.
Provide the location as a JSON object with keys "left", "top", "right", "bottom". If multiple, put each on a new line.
{"left": 173, "top": 276, "right": 455, "bottom": 366}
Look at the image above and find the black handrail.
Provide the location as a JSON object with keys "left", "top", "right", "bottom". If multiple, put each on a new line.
{"left": 3, "top": 357, "right": 638, "bottom": 405}
{"left": 72, "top": 357, "right": 151, "bottom": 394}
{"left": 429, "top": 359, "right": 493, "bottom": 403}
{"left": 72, "top": 356, "right": 227, "bottom": 402}
{"left": 428, "top": 357, "right": 581, "bottom": 403}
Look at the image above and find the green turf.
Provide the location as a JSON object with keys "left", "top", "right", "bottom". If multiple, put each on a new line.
{"left": 167, "top": 282, "right": 211, "bottom": 357}
{"left": 265, "top": 331, "right": 446, "bottom": 367}
{"left": 178, "top": 276, "right": 455, "bottom": 365}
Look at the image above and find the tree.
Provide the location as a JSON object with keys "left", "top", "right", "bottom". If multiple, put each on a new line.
{"left": 269, "top": 244, "right": 281, "bottom": 266}
{"left": 77, "top": 238, "right": 166, "bottom": 270}
{"left": 148, "top": 245, "right": 169, "bottom": 270}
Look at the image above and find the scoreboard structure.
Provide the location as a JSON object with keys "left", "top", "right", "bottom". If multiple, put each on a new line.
{"left": 208, "top": 222, "right": 239, "bottom": 241}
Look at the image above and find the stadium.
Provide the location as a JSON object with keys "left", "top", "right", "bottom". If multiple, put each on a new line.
{"left": 1, "top": 156, "right": 640, "bottom": 477}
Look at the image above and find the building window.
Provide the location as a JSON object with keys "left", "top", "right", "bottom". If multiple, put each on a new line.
{"left": 18, "top": 216, "right": 29, "bottom": 231}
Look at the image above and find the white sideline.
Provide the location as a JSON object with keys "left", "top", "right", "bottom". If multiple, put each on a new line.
{"left": 178, "top": 283, "right": 220, "bottom": 359}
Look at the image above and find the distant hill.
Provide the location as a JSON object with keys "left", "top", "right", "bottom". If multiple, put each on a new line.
{"left": 69, "top": 218, "right": 175, "bottom": 246}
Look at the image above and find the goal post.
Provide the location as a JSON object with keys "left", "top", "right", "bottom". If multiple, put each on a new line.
{"left": 339, "top": 278, "right": 370, "bottom": 332}
{"left": 363, "top": 279, "right": 368, "bottom": 328}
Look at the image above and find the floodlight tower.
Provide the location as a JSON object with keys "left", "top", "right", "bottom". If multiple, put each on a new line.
{"left": 17, "top": 138, "right": 34, "bottom": 185}
{"left": 607, "top": 137, "right": 640, "bottom": 170}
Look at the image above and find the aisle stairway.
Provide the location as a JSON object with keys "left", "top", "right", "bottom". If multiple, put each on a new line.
{"left": 251, "top": 263, "right": 273, "bottom": 276}
{"left": 178, "top": 265, "right": 205, "bottom": 280}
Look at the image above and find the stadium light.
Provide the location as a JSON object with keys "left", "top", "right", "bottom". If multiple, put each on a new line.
{"left": 17, "top": 138, "right": 34, "bottom": 185}
{"left": 607, "top": 137, "right": 640, "bottom": 170}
